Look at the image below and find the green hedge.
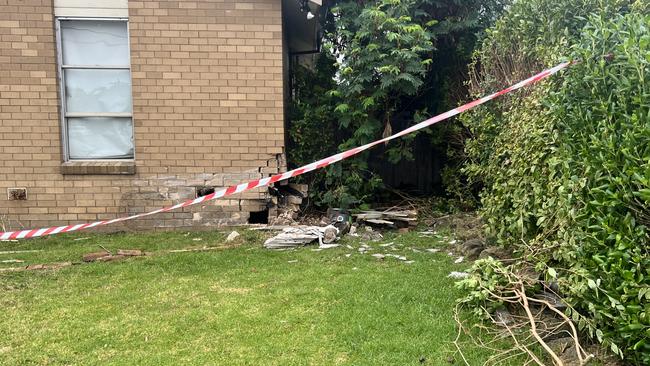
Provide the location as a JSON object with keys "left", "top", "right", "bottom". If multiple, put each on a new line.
{"left": 462, "top": 0, "right": 649, "bottom": 362}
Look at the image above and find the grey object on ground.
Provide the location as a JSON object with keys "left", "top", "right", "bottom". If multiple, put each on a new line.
{"left": 264, "top": 225, "right": 339, "bottom": 249}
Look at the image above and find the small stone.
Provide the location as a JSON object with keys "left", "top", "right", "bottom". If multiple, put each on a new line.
{"left": 288, "top": 260, "right": 298, "bottom": 263}
{"left": 454, "top": 256, "right": 464, "bottom": 264}
{"left": 371, "top": 254, "right": 385, "bottom": 259}
{"left": 226, "top": 231, "right": 240, "bottom": 242}
{"left": 192, "top": 238, "right": 203, "bottom": 241}
{"left": 426, "top": 248, "right": 440, "bottom": 253}
{"left": 494, "top": 309, "right": 515, "bottom": 327}
{"left": 349, "top": 225, "right": 357, "bottom": 236}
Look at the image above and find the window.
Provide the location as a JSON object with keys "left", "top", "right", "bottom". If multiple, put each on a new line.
{"left": 57, "top": 19, "right": 134, "bottom": 160}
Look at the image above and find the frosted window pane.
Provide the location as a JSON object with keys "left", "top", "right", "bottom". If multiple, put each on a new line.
{"left": 65, "top": 69, "right": 132, "bottom": 113}
{"left": 68, "top": 118, "right": 133, "bottom": 159}
{"left": 61, "top": 20, "right": 129, "bottom": 66}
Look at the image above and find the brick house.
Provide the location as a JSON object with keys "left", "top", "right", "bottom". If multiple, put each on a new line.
{"left": 0, "top": 0, "right": 324, "bottom": 232}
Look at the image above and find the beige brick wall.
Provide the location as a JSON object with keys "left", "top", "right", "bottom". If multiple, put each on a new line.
{"left": 0, "top": 0, "right": 286, "bottom": 232}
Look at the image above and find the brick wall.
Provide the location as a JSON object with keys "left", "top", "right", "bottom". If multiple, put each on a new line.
{"left": 0, "top": 0, "right": 286, "bottom": 232}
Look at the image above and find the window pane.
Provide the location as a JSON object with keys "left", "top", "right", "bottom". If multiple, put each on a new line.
{"left": 68, "top": 117, "right": 134, "bottom": 159}
{"left": 65, "top": 69, "right": 132, "bottom": 113}
{"left": 61, "top": 20, "right": 129, "bottom": 66}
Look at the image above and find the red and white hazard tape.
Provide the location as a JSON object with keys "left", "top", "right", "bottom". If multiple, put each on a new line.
{"left": 0, "top": 61, "right": 571, "bottom": 241}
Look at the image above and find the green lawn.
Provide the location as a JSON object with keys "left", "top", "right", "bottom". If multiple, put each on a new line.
{"left": 1, "top": 228, "right": 506, "bottom": 365}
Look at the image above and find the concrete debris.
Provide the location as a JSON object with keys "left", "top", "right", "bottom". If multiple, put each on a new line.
{"left": 345, "top": 254, "right": 352, "bottom": 257}
{"left": 287, "top": 260, "right": 298, "bottom": 263}
{"left": 192, "top": 238, "right": 203, "bottom": 241}
{"left": 386, "top": 254, "right": 407, "bottom": 261}
{"left": 404, "top": 260, "right": 415, "bottom": 264}
{"left": 454, "top": 256, "right": 465, "bottom": 264}
{"left": 359, "top": 226, "right": 383, "bottom": 241}
{"left": 371, "top": 254, "right": 386, "bottom": 259}
{"left": 269, "top": 183, "right": 308, "bottom": 225}
{"left": 264, "top": 225, "right": 339, "bottom": 249}
{"left": 448, "top": 271, "right": 470, "bottom": 279}
{"left": 226, "top": 231, "right": 240, "bottom": 242}
{"left": 346, "top": 245, "right": 354, "bottom": 249}
{"left": 426, "top": 248, "right": 441, "bottom": 253}
{"left": 418, "top": 230, "right": 436, "bottom": 236}
{"left": 319, "top": 243, "right": 340, "bottom": 249}
{"left": 349, "top": 225, "right": 358, "bottom": 236}
{"left": 379, "top": 242, "right": 394, "bottom": 247}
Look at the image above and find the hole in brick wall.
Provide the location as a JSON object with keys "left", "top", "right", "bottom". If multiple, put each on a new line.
{"left": 248, "top": 209, "right": 269, "bottom": 224}
{"left": 7, "top": 188, "right": 27, "bottom": 201}
{"left": 195, "top": 186, "right": 215, "bottom": 198}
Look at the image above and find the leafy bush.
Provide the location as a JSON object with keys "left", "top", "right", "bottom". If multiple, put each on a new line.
{"left": 287, "top": 0, "right": 504, "bottom": 207}
{"left": 461, "top": 0, "right": 649, "bottom": 362}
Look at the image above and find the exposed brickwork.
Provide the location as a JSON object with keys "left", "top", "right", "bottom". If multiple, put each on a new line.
{"left": 0, "top": 0, "right": 285, "bottom": 231}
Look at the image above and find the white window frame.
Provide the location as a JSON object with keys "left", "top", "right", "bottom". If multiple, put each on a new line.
{"left": 55, "top": 17, "right": 135, "bottom": 161}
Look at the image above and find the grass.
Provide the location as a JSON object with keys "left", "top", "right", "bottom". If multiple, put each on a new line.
{"left": 0, "top": 228, "right": 513, "bottom": 365}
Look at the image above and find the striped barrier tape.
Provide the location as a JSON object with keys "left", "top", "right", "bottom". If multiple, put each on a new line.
{"left": 0, "top": 61, "right": 572, "bottom": 240}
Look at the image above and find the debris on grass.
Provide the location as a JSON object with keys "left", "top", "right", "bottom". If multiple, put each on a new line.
{"left": 82, "top": 251, "right": 110, "bottom": 262}
{"left": 0, "top": 250, "right": 42, "bottom": 255}
{"left": 226, "top": 231, "right": 240, "bottom": 242}
{"left": 263, "top": 225, "right": 339, "bottom": 249}
{"left": 83, "top": 249, "right": 145, "bottom": 262}
{"left": 26, "top": 262, "right": 73, "bottom": 271}
{"left": 448, "top": 271, "right": 470, "bottom": 279}
{"left": 318, "top": 243, "right": 340, "bottom": 249}
{"left": 169, "top": 246, "right": 226, "bottom": 253}
{"left": 371, "top": 254, "right": 386, "bottom": 259}
{"left": 117, "top": 249, "right": 145, "bottom": 257}
{"left": 353, "top": 208, "right": 417, "bottom": 228}
{"left": 454, "top": 256, "right": 465, "bottom": 264}
{"left": 0, "top": 259, "right": 24, "bottom": 264}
